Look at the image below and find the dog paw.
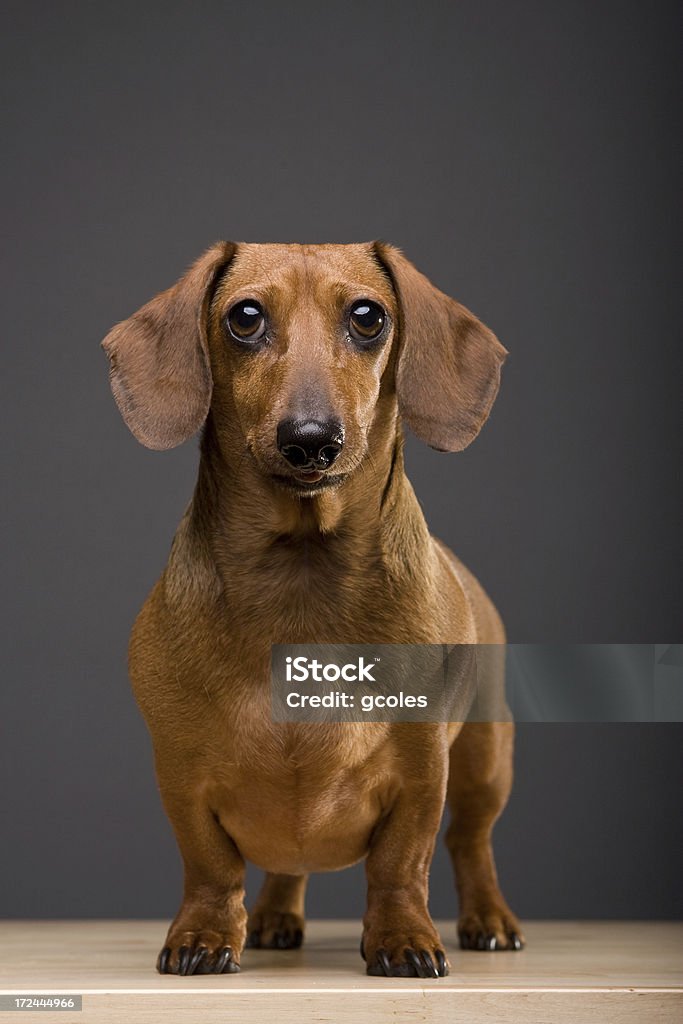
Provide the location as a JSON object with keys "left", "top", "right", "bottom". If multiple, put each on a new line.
{"left": 246, "top": 910, "right": 304, "bottom": 949}
{"left": 458, "top": 906, "right": 525, "bottom": 951}
{"left": 362, "top": 929, "right": 449, "bottom": 978}
{"left": 157, "top": 931, "right": 241, "bottom": 975}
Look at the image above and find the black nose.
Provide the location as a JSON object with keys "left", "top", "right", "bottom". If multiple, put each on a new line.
{"left": 277, "top": 419, "right": 344, "bottom": 470}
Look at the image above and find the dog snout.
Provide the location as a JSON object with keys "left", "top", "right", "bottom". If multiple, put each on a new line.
{"left": 277, "top": 419, "right": 345, "bottom": 470}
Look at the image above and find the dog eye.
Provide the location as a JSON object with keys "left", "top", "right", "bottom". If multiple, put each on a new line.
{"left": 226, "top": 300, "right": 266, "bottom": 343}
{"left": 349, "top": 300, "right": 386, "bottom": 343}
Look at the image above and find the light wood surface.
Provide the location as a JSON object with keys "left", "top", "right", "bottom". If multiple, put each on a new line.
{"left": 0, "top": 920, "right": 681, "bottom": 1022}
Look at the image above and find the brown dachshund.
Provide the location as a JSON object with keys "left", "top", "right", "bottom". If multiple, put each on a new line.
{"left": 102, "top": 241, "right": 524, "bottom": 978}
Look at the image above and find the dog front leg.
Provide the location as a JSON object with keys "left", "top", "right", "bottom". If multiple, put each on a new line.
{"left": 155, "top": 783, "right": 247, "bottom": 975}
{"left": 362, "top": 745, "right": 450, "bottom": 978}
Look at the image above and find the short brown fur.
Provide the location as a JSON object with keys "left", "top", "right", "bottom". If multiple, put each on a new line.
{"left": 102, "top": 241, "right": 523, "bottom": 978}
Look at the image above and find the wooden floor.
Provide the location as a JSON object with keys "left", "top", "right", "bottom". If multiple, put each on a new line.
{"left": 0, "top": 920, "right": 681, "bottom": 1022}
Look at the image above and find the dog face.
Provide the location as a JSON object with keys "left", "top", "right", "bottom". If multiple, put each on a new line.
{"left": 206, "top": 244, "right": 397, "bottom": 495}
{"left": 102, "top": 242, "right": 507, "bottom": 494}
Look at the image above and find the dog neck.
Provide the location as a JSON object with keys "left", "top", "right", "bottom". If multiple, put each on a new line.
{"left": 171, "top": 398, "right": 432, "bottom": 638}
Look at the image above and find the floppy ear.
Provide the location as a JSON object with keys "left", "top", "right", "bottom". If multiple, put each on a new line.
{"left": 373, "top": 242, "right": 507, "bottom": 452}
{"left": 101, "top": 241, "right": 236, "bottom": 450}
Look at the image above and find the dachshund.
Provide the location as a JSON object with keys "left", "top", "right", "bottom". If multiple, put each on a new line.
{"left": 102, "top": 241, "right": 523, "bottom": 978}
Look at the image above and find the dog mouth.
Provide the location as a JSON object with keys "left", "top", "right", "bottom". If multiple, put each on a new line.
{"left": 270, "top": 469, "right": 348, "bottom": 494}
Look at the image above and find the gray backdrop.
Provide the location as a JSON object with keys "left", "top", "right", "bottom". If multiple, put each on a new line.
{"left": 2, "top": 0, "right": 682, "bottom": 921}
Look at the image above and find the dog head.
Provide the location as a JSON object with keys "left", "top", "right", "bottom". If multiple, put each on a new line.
{"left": 102, "top": 242, "right": 506, "bottom": 495}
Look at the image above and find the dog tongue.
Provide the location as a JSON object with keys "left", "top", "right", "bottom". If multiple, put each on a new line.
{"left": 298, "top": 470, "right": 323, "bottom": 483}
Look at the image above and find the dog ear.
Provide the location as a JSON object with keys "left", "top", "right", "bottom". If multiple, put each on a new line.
{"left": 373, "top": 242, "right": 507, "bottom": 452}
{"left": 101, "top": 241, "right": 236, "bottom": 450}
